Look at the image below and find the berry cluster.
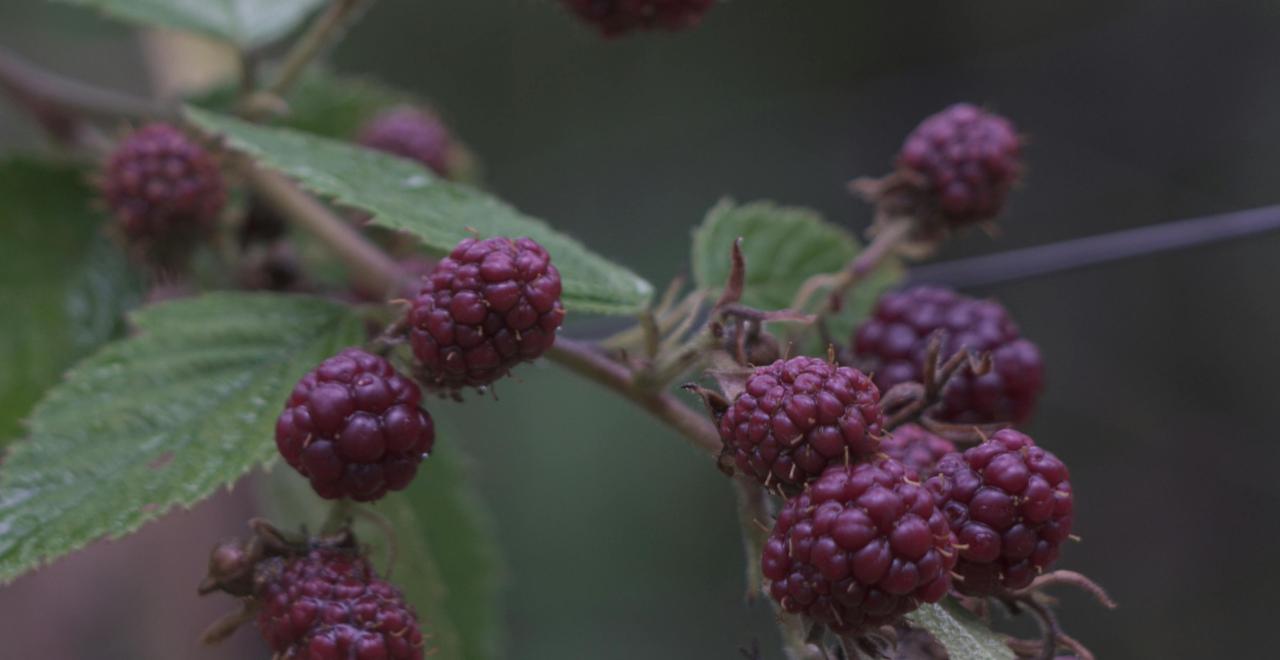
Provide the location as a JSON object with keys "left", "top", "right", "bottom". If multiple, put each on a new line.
{"left": 99, "top": 123, "right": 225, "bottom": 258}
{"left": 897, "top": 103, "right": 1022, "bottom": 226}
{"left": 275, "top": 348, "right": 435, "bottom": 502}
{"left": 408, "top": 236, "right": 566, "bottom": 391}
{"left": 762, "top": 458, "right": 958, "bottom": 634}
{"left": 852, "top": 285, "right": 1044, "bottom": 424}
{"left": 718, "top": 356, "right": 883, "bottom": 494}
{"left": 925, "top": 429, "right": 1073, "bottom": 595}
{"left": 562, "top": 0, "right": 716, "bottom": 37}
{"left": 256, "top": 547, "right": 426, "bottom": 659}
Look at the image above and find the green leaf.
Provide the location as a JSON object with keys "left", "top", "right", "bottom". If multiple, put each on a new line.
{"left": 259, "top": 438, "right": 503, "bottom": 660}
{"left": 0, "top": 292, "right": 364, "bottom": 583}
{"left": 184, "top": 106, "right": 653, "bottom": 315}
{"left": 690, "top": 199, "right": 901, "bottom": 344}
{"left": 906, "top": 600, "right": 1016, "bottom": 660}
{"left": 51, "top": 0, "right": 326, "bottom": 48}
{"left": 0, "top": 159, "right": 140, "bottom": 447}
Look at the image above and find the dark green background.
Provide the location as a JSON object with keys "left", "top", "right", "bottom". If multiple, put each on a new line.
{"left": 3, "top": 1, "right": 1279, "bottom": 658}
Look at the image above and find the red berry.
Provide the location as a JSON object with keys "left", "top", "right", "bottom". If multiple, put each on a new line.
{"left": 762, "top": 458, "right": 958, "bottom": 634}
{"left": 924, "top": 429, "right": 1073, "bottom": 595}
{"left": 562, "top": 0, "right": 716, "bottom": 37}
{"left": 99, "top": 123, "right": 225, "bottom": 248}
{"left": 852, "top": 286, "right": 1044, "bottom": 424}
{"left": 898, "top": 103, "right": 1022, "bottom": 225}
{"left": 255, "top": 547, "right": 426, "bottom": 659}
{"left": 275, "top": 348, "right": 435, "bottom": 502}
{"left": 718, "top": 357, "right": 883, "bottom": 494}
{"left": 881, "top": 425, "right": 955, "bottom": 479}
{"left": 358, "top": 107, "right": 453, "bottom": 177}
{"left": 408, "top": 236, "right": 565, "bottom": 391}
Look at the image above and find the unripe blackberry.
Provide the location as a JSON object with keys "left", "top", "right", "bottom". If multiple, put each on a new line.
{"left": 881, "top": 425, "right": 955, "bottom": 479}
{"left": 852, "top": 286, "right": 1044, "bottom": 424}
{"left": 275, "top": 348, "right": 435, "bottom": 502}
{"left": 898, "top": 103, "right": 1022, "bottom": 225}
{"left": 719, "top": 357, "right": 883, "bottom": 494}
{"left": 762, "top": 458, "right": 958, "bottom": 634}
{"left": 99, "top": 123, "right": 225, "bottom": 250}
{"left": 562, "top": 0, "right": 716, "bottom": 37}
{"left": 925, "top": 429, "right": 1073, "bottom": 595}
{"left": 358, "top": 106, "right": 454, "bottom": 177}
{"left": 408, "top": 237, "right": 565, "bottom": 391}
{"left": 255, "top": 547, "right": 426, "bottom": 659}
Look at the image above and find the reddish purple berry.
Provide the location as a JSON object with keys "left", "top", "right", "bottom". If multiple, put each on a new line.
{"left": 925, "top": 429, "right": 1073, "bottom": 595}
{"left": 718, "top": 356, "right": 883, "bottom": 495}
{"left": 358, "top": 106, "right": 454, "bottom": 177}
{"left": 275, "top": 348, "right": 435, "bottom": 502}
{"left": 99, "top": 123, "right": 225, "bottom": 247}
{"left": 881, "top": 424, "right": 955, "bottom": 479}
{"left": 762, "top": 458, "right": 958, "bottom": 634}
{"left": 562, "top": 0, "right": 715, "bottom": 37}
{"left": 255, "top": 547, "right": 426, "bottom": 659}
{"left": 408, "top": 236, "right": 565, "bottom": 391}
{"left": 852, "top": 286, "right": 1044, "bottom": 424}
{"left": 897, "top": 103, "right": 1022, "bottom": 225}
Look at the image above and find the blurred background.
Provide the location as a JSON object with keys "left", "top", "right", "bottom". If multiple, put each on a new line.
{"left": 3, "top": 0, "right": 1279, "bottom": 658}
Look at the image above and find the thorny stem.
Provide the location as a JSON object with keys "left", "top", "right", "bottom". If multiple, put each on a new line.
{"left": 263, "top": 0, "right": 368, "bottom": 102}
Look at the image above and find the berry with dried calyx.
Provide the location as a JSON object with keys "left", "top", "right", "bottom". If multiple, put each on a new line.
{"left": 562, "top": 0, "right": 716, "bottom": 37}
{"left": 718, "top": 356, "right": 883, "bottom": 494}
{"left": 408, "top": 236, "right": 565, "bottom": 391}
{"left": 925, "top": 429, "right": 1073, "bottom": 595}
{"left": 761, "top": 458, "right": 958, "bottom": 634}
{"left": 852, "top": 285, "right": 1044, "bottom": 424}
{"left": 275, "top": 348, "right": 435, "bottom": 502}
{"left": 358, "top": 106, "right": 455, "bottom": 177}
{"left": 99, "top": 123, "right": 225, "bottom": 260}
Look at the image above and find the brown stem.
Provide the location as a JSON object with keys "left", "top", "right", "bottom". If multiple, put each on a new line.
{"left": 791, "top": 215, "right": 913, "bottom": 314}
{"left": 264, "top": 0, "right": 368, "bottom": 100}
{"left": 0, "top": 45, "right": 173, "bottom": 122}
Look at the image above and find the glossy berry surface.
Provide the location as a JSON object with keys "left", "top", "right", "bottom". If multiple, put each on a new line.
{"left": 881, "top": 424, "right": 955, "bottom": 479}
{"left": 898, "top": 103, "right": 1021, "bottom": 225}
{"left": 762, "top": 458, "right": 958, "bottom": 634}
{"left": 718, "top": 357, "right": 883, "bottom": 494}
{"left": 358, "top": 106, "right": 453, "bottom": 176}
{"left": 408, "top": 236, "right": 565, "bottom": 391}
{"left": 562, "top": 0, "right": 715, "bottom": 37}
{"left": 852, "top": 285, "right": 1044, "bottom": 424}
{"left": 255, "top": 548, "right": 426, "bottom": 659}
{"left": 275, "top": 348, "right": 435, "bottom": 502}
{"left": 100, "top": 123, "right": 225, "bottom": 245}
{"left": 925, "top": 429, "right": 1073, "bottom": 595}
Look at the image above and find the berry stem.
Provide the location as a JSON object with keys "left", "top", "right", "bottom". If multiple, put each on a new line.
{"left": 262, "top": 0, "right": 370, "bottom": 102}
{"left": 0, "top": 45, "right": 174, "bottom": 123}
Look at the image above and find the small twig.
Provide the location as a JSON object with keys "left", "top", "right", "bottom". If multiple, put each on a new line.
{"left": 0, "top": 45, "right": 173, "bottom": 122}
{"left": 732, "top": 479, "right": 772, "bottom": 602}
{"left": 791, "top": 215, "right": 913, "bottom": 314}
{"left": 1018, "top": 569, "right": 1117, "bottom": 610}
{"left": 263, "top": 0, "right": 368, "bottom": 101}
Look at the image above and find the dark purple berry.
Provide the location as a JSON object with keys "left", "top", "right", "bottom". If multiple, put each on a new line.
{"left": 562, "top": 0, "right": 716, "bottom": 37}
{"left": 881, "top": 424, "right": 955, "bottom": 479}
{"left": 408, "top": 236, "right": 565, "bottom": 391}
{"left": 255, "top": 547, "right": 426, "bottom": 659}
{"left": 358, "top": 106, "right": 453, "bottom": 176}
{"left": 898, "top": 103, "right": 1022, "bottom": 225}
{"left": 852, "top": 285, "right": 1044, "bottom": 424}
{"left": 275, "top": 348, "right": 435, "bottom": 502}
{"left": 924, "top": 429, "right": 1073, "bottom": 595}
{"left": 718, "top": 356, "right": 883, "bottom": 494}
{"left": 762, "top": 458, "right": 958, "bottom": 635}
{"left": 99, "top": 123, "right": 225, "bottom": 250}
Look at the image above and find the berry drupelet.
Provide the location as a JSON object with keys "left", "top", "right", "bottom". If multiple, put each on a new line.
{"left": 852, "top": 285, "right": 1044, "bottom": 425}
{"left": 762, "top": 458, "right": 958, "bottom": 635}
{"left": 275, "top": 348, "right": 435, "bottom": 502}
{"left": 925, "top": 429, "right": 1073, "bottom": 595}
{"left": 408, "top": 236, "right": 565, "bottom": 392}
